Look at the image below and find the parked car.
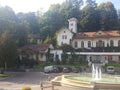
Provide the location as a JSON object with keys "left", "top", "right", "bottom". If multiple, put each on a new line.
{"left": 106, "top": 66, "right": 115, "bottom": 74}
{"left": 72, "top": 66, "right": 81, "bottom": 73}
{"left": 55, "top": 66, "right": 63, "bottom": 72}
{"left": 44, "top": 66, "right": 59, "bottom": 73}
{"left": 63, "top": 67, "right": 72, "bottom": 73}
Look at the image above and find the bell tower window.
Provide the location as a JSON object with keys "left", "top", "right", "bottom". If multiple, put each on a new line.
{"left": 71, "top": 23, "right": 73, "bottom": 26}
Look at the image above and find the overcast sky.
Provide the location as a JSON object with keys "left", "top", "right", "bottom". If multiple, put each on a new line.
{"left": 0, "top": 0, "right": 119, "bottom": 13}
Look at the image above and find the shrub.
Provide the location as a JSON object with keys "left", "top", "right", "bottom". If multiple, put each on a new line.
{"left": 21, "top": 87, "right": 31, "bottom": 90}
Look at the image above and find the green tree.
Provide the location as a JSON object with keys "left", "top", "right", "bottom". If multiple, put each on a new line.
{"left": 39, "top": 0, "right": 83, "bottom": 39}
{"left": 0, "top": 6, "right": 17, "bottom": 34}
{"left": 80, "top": 5, "right": 99, "bottom": 31}
{"left": 15, "top": 20, "right": 30, "bottom": 47}
{"left": 59, "top": 0, "right": 83, "bottom": 24}
{"left": 0, "top": 32, "right": 18, "bottom": 68}
{"left": 39, "top": 4, "right": 63, "bottom": 38}
{"left": 43, "top": 35, "right": 57, "bottom": 48}
{"left": 117, "top": 9, "right": 120, "bottom": 29}
{"left": 17, "top": 12, "right": 39, "bottom": 34}
{"left": 97, "top": 2, "right": 118, "bottom": 30}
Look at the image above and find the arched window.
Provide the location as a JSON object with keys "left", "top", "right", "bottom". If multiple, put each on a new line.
{"left": 62, "top": 35, "right": 64, "bottom": 39}
{"left": 74, "top": 41, "right": 78, "bottom": 48}
{"left": 103, "top": 41, "right": 105, "bottom": 47}
{"left": 110, "top": 40, "right": 114, "bottom": 47}
{"left": 88, "top": 41, "right": 91, "bottom": 47}
{"left": 118, "top": 40, "right": 120, "bottom": 47}
{"left": 81, "top": 41, "right": 84, "bottom": 48}
{"left": 96, "top": 42, "right": 98, "bottom": 47}
{"left": 70, "top": 39, "right": 72, "bottom": 45}
{"left": 98, "top": 40, "right": 103, "bottom": 47}
{"left": 97, "top": 40, "right": 104, "bottom": 47}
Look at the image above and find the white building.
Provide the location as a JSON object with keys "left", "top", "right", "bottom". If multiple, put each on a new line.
{"left": 57, "top": 17, "right": 120, "bottom": 63}
{"left": 72, "top": 30, "right": 120, "bottom": 49}
{"left": 57, "top": 18, "right": 120, "bottom": 49}
{"left": 57, "top": 18, "right": 77, "bottom": 46}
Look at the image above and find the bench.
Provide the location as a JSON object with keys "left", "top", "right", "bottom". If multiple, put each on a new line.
{"left": 40, "top": 81, "right": 54, "bottom": 90}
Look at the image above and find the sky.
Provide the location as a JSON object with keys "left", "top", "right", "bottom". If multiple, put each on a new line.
{"left": 0, "top": 0, "right": 65, "bottom": 13}
{"left": 0, "top": 0, "right": 119, "bottom": 13}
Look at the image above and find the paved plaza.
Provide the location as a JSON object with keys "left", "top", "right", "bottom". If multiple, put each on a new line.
{"left": 0, "top": 71, "right": 65, "bottom": 90}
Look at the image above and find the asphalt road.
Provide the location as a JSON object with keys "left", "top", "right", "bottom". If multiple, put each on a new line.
{"left": 0, "top": 71, "right": 63, "bottom": 90}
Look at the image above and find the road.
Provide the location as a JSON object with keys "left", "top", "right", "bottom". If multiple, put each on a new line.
{"left": 0, "top": 71, "right": 63, "bottom": 90}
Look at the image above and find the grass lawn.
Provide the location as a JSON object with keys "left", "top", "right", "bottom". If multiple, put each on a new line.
{"left": 0, "top": 74, "right": 9, "bottom": 77}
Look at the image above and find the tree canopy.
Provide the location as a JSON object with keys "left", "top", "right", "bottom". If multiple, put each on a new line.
{"left": 97, "top": 2, "right": 118, "bottom": 30}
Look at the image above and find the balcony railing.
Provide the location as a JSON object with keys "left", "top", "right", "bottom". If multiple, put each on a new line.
{"left": 73, "top": 47, "right": 120, "bottom": 52}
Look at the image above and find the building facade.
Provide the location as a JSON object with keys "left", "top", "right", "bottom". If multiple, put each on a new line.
{"left": 57, "top": 18, "right": 120, "bottom": 63}
{"left": 18, "top": 44, "right": 54, "bottom": 63}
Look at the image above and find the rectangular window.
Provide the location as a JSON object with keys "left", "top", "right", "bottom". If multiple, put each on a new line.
{"left": 75, "top": 42, "right": 78, "bottom": 48}
{"left": 71, "top": 23, "right": 73, "bottom": 26}
{"left": 71, "top": 28, "right": 73, "bottom": 32}
{"left": 62, "top": 35, "right": 64, "bottom": 39}
{"left": 65, "top": 35, "right": 67, "bottom": 39}
{"left": 62, "top": 35, "right": 67, "bottom": 39}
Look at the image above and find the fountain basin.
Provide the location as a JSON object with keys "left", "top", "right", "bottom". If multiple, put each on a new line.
{"left": 52, "top": 75, "right": 120, "bottom": 90}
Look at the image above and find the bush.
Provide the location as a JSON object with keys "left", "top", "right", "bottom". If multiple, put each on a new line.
{"left": 21, "top": 87, "right": 31, "bottom": 90}
{"left": 105, "top": 64, "right": 120, "bottom": 67}
{"left": 54, "top": 59, "right": 61, "bottom": 65}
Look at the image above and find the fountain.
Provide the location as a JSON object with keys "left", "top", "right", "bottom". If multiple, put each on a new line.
{"left": 92, "top": 64, "right": 102, "bottom": 81}
{"left": 52, "top": 55, "right": 120, "bottom": 90}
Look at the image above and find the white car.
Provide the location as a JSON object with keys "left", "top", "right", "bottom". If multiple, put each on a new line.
{"left": 106, "top": 66, "right": 115, "bottom": 74}
{"left": 44, "top": 66, "right": 59, "bottom": 73}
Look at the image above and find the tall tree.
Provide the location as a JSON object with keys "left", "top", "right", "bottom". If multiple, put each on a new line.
{"left": 80, "top": 5, "right": 99, "bottom": 31}
{"left": 59, "top": 0, "right": 83, "bottom": 21}
{"left": 97, "top": 2, "right": 118, "bottom": 30}
{"left": 0, "top": 6, "right": 17, "bottom": 33}
{"left": 39, "top": 4, "right": 63, "bottom": 38}
{"left": 0, "top": 31, "right": 18, "bottom": 68}
{"left": 39, "top": 0, "right": 83, "bottom": 38}
{"left": 117, "top": 9, "right": 120, "bottom": 29}
{"left": 17, "top": 12, "right": 39, "bottom": 34}
{"left": 15, "top": 20, "right": 30, "bottom": 47}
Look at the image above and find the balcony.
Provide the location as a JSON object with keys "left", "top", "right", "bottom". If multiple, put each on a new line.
{"left": 74, "top": 47, "right": 120, "bottom": 52}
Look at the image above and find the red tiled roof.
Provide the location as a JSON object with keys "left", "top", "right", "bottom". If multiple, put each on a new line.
{"left": 73, "top": 30, "right": 120, "bottom": 39}
{"left": 18, "top": 44, "right": 50, "bottom": 53}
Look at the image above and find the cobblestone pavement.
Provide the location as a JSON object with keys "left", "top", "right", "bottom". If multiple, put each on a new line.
{"left": 0, "top": 72, "right": 65, "bottom": 90}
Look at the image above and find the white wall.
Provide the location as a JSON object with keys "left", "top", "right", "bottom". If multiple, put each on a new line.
{"left": 38, "top": 54, "right": 46, "bottom": 62}
{"left": 68, "top": 19, "right": 77, "bottom": 33}
{"left": 57, "top": 29, "right": 73, "bottom": 46}
{"left": 72, "top": 37, "right": 120, "bottom": 48}
{"left": 50, "top": 50, "right": 63, "bottom": 61}
{"left": 112, "top": 55, "right": 119, "bottom": 62}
